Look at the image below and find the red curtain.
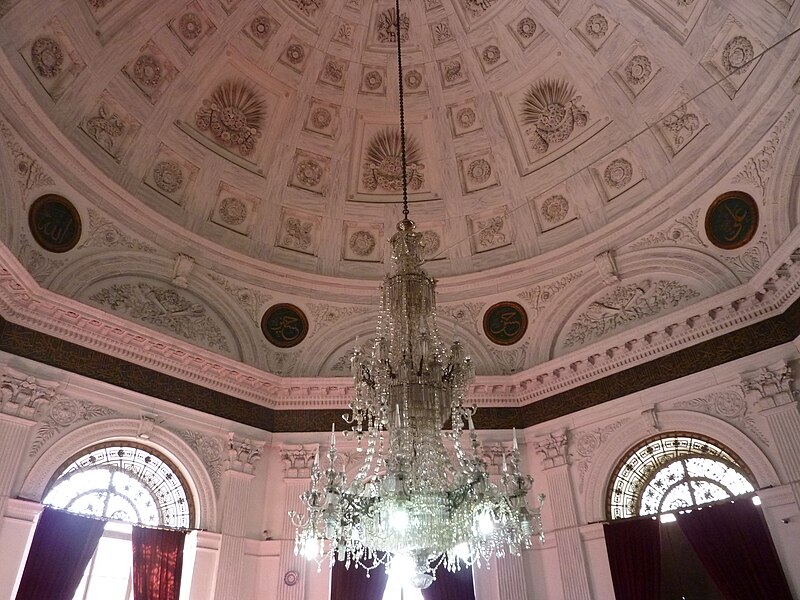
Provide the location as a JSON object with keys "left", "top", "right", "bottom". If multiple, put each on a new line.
{"left": 330, "top": 561, "right": 389, "bottom": 600}
{"left": 15, "top": 507, "right": 105, "bottom": 600}
{"left": 132, "top": 525, "right": 186, "bottom": 600}
{"left": 676, "top": 500, "right": 793, "bottom": 600}
{"left": 603, "top": 516, "right": 660, "bottom": 600}
{"left": 421, "top": 565, "right": 475, "bottom": 600}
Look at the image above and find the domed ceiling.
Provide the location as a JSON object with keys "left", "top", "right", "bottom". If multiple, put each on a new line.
{"left": 1, "top": 0, "right": 800, "bottom": 396}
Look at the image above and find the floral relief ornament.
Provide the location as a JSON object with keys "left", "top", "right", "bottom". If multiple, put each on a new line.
{"left": 464, "top": 0, "right": 496, "bottom": 17}
{"left": 30, "top": 398, "right": 117, "bottom": 456}
{"left": 362, "top": 127, "right": 424, "bottom": 192}
{"left": 84, "top": 102, "right": 125, "bottom": 154}
{"left": 540, "top": 194, "right": 568, "bottom": 223}
{"left": 195, "top": 80, "right": 266, "bottom": 157}
{"left": 660, "top": 102, "right": 700, "bottom": 151}
{"left": 290, "top": 0, "right": 323, "bottom": 17}
{"left": 584, "top": 14, "right": 608, "bottom": 38}
{"left": 153, "top": 161, "right": 184, "bottom": 194}
{"left": 521, "top": 78, "right": 589, "bottom": 154}
{"left": 377, "top": 8, "right": 409, "bottom": 43}
{"left": 30, "top": 37, "right": 64, "bottom": 78}
{"left": 218, "top": 197, "right": 248, "bottom": 225}
{"left": 625, "top": 55, "right": 652, "bottom": 86}
{"left": 517, "top": 17, "right": 536, "bottom": 39}
{"left": 603, "top": 159, "right": 632, "bottom": 189}
{"left": 349, "top": 230, "right": 377, "bottom": 256}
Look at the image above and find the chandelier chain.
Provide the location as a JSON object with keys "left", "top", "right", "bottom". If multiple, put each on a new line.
{"left": 394, "top": 0, "right": 409, "bottom": 220}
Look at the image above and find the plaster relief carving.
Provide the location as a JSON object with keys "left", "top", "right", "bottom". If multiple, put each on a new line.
{"left": 277, "top": 208, "right": 322, "bottom": 255}
{"left": 517, "top": 272, "right": 581, "bottom": 320}
{"left": 490, "top": 341, "right": 530, "bottom": 374}
{"left": 563, "top": 279, "right": 700, "bottom": 348}
{"left": 333, "top": 20, "right": 355, "bottom": 46}
{"left": 533, "top": 431, "right": 568, "bottom": 469}
{"left": 572, "top": 419, "right": 628, "bottom": 491}
{"left": 675, "top": 390, "right": 768, "bottom": 445}
{"left": 593, "top": 251, "right": 620, "bottom": 286}
{"left": 211, "top": 182, "right": 257, "bottom": 235}
{"left": 629, "top": 208, "right": 705, "bottom": 249}
{"left": 225, "top": 433, "right": 263, "bottom": 474}
{"left": 628, "top": 0, "right": 709, "bottom": 43}
{"left": 243, "top": 11, "right": 279, "bottom": 48}
{"left": 448, "top": 100, "right": 482, "bottom": 136}
{"left": 701, "top": 17, "right": 765, "bottom": 99}
{"left": 1, "top": 371, "right": 56, "bottom": 420}
{"left": 591, "top": 147, "right": 645, "bottom": 201}
{"left": 168, "top": 1, "right": 216, "bottom": 55}
{"left": 143, "top": 144, "right": 199, "bottom": 206}
{"left": 438, "top": 56, "right": 468, "bottom": 88}
{"left": 360, "top": 67, "right": 386, "bottom": 95}
{"left": 279, "top": 37, "right": 309, "bottom": 73}
{"left": 17, "top": 235, "right": 67, "bottom": 282}
{"left": 179, "top": 429, "right": 224, "bottom": 491}
{"left": 459, "top": 151, "right": 498, "bottom": 193}
{"left": 319, "top": 56, "right": 348, "bottom": 88}
{"left": 195, "top": 80, "right": 266, "bottom": 157}
{"left": 308, "top": 302, "right": 370, "bottom": 337}
{"left": 89, "top": 283, "right": 231, "bottom": 352}
{"left": 80, "top": 92, "right": 140, "bottom": 161}
{"left": 361, "top": 127, "right": 424, "bottom": 193}
{"left": 289, "top": 0, "right": 322, "bottom": 17}
{"left": 508, "top": 11, "right": 543, "bottom": 50}
{"left": 289, "top": 149, "right": 330, "bottom": 195}
{"left": 20, "top": 19, "right": 85, "bottom": 100}
{"left": 31, "top": 398, "right": 117, "bottom": 456}
{"left": 0, "top": 120, "right": 54, "bottom": 192}
{"left": 430, "top": 20, "right": 453, "bottom": 46}
{"left": 476, "top": 40, "right": 507, "bottom": 73}
{"left": 573, "top": 6, "right": 618, "bottom": 52}
{"left": 418, "top": 225, "right": 445, "bottom": 260}
{"left": 654, "top": 95, "right": 707, "bottom": 157}
{"left": 80, "top": 210, "right": 158, "bottom": 253}
{"left": 520, "top": 78, "right": 588, "bottom": 155}
{"left": 376, "top": 7, "right": 409, "bottom": 43}
{"left": 404, "top": 68, "right": 426, "bottom": 93}
{"left": 722, "top": 233, "right": 769, "bottom": 279}
{"left": 467, "top": 208, "right": 512, "bottom": 254}
{"left": 733, "top": 109, "right": 795, "bottom": 198}
{"left": 532, "top": 184, "right": 578, "bottom": 232}
{"left": 342, "top": 222, "right": 384, "bottom": 262}
{"left": 171, "top": 254, "right": 195, "bottom": 289}
{"left": 281, "top": 445, "right": 318, "bottom": 478}
{"left": 208, "top": 272, "right": 271, "bottom": 322}
{"left": 122, "top": 40, "right": 177, "bottom": 104}
{"left": 303, "top": 99, "right": 340, "bottom": 139}
{"left": 740, "top": 364, "right": 793, "bottom": 411}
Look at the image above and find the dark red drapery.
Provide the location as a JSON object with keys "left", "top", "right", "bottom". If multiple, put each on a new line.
{"left": 676, "top": 500, "right": 793, "bottom": 600}
{"left": 14, "top": 507, "right": 105, "bottom": 600}
{"left": 421, "top": 565, "right": 475, "bottom": 600}
{"left": 132, "top": 525, "right": 186, "bottom": 600}
{"left": 603, "top": 516, "right": 660, "bottom": 600}
{"left": 330, "top": 561, "right": 389, "bottom": 600}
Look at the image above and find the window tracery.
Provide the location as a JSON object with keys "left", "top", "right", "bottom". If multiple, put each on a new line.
{"left": 607, "top": 433, "right": 755, "bottom": 520}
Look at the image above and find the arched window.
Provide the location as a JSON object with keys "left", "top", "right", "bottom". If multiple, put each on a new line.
{"left": 41, "top": 442, "right": 196, "bottom": 600}
{"left": 43, "top": 442, "right": 193, "bottom": 528}
{"left": 607, "top": 433, "right": 756, "bottom": 520}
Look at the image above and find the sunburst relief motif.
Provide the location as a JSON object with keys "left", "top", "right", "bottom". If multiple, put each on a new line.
{"left": 362, "top": 127, "right": 424, "bottom": 192}
{"left": 520, "top": 78, "right": 589, "bottom": 154}
{"left": 195, "top": 80, "right": 266, "bottom": 157}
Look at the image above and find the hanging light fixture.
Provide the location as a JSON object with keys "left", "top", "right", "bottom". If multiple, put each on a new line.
{"left": 288, "top": 0, "right": 544, "bottom": 588}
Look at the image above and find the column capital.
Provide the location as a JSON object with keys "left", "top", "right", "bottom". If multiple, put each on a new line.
{"left": 1, "top": 370, "right": 56, "bottom": 420}
{"left": 533, "top": 430, "right": 569, "bottom": 469}
{"left": 740, "top": 362, "right": 794, "bottom": 412}
{"left": 224, "top": 433, "right": 264, "bottom": 474}
{"left": 280, "top": 444, "right": 319, "bottom": 479}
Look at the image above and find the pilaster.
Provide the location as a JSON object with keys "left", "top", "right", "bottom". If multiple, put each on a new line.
{"left": 278, "top": 445, "right": 318, "bottom": 600}
{"left": 742, "top": 362, "right": 800, "bottom": 505}
{"left": 213, "top": 435, "right": 263, "bottom": 600}
{"left": 533, "top": 430, "right": 591, "bottom": 600}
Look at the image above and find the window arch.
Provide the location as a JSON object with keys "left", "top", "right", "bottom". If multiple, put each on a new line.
{"left": 607, "top": 433, "right": 756, "bottom": 520}
{"left": 43, "top": 442, "right": 194, "bottom": 528}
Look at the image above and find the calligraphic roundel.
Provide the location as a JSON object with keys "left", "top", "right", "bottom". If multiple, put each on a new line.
{"left": 261, "top": 303, "right": 308, "bottom": 348}
{"left": 704, "top": 191, "right": 758, "bottom": 250}
{"left": 483, "top": 301, "right": 528, "bottom": 346}
{"left": 28, "top": 194, "right": 82, "bottom": 253}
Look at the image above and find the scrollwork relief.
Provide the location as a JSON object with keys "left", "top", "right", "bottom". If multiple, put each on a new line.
{"left": 732, "top": 109, "right": 795, "bottom": 198}
{"left": 30, "top": 398, "right": 117, "bottom": 456}
{"left": 674, "top": 390, "right": 768, "bottom": 445}
{"left": 79, "top": 210, "right": 158, "bottom": 253}
{"left": 571, "top": 419, "right": 628, "bottom": 491}
{"left": 629, "top": 208, "right": 705, "bottom": 249}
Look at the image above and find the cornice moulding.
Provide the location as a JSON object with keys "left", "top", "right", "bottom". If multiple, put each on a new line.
{"left": 2, "top": 229, "right": 800, "bottom": 411}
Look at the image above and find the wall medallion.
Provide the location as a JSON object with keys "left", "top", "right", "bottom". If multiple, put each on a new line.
{"left": 483, "top": 302, "right": 528, "bottom": 346}
{"left": 704, "top": 191, "right": 758, "bottom": 250}
{"left": 28, "top": 194, "right": 82, "bottom": 253}
{"left": 261, "top": 303, "right": 308, "bottom": 348}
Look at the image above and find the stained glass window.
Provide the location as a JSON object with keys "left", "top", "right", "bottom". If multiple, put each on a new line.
{"left": 607, "top": 433, "right": 755, "bottom": 520}
{"left": 43, "top": 443, "right": 193, "bottom": 528}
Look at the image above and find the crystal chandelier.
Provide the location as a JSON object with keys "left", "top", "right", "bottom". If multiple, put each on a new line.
{"left": 288, "top": 0, "right": 544, "bottom": 588}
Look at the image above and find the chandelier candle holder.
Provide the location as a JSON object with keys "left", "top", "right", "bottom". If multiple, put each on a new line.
{"left": 288, "top": 0, "right": 544, "bottom": 588}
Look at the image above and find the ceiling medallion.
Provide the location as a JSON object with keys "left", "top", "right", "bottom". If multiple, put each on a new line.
{"left": 261, "top": 304, "right": 309, "bottom": 348}
{"left": 705, "top": 191, "right": 758, "bottom": 250}
{"left": 289, "top": 0, "right": 544, "bottom": 588}
{"left": 483, "top": 302, "right": 528, "bottom": 346}
{"left": 28, "top": 194, "right": 82, "bottom": 253}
